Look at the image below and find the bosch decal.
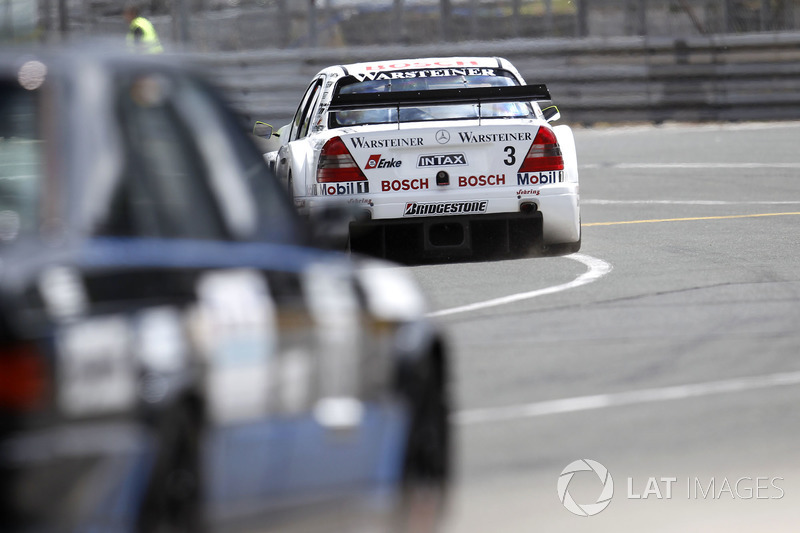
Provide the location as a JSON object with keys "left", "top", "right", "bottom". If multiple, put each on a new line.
{"left": 403, "top": 200, "right": 488, "bottom": 217}
{"left": 381, "top": 179, "right": 430, "bottom": 192}
{"left": 350, "top": 137, "right": 423, "bottom": 149}
{"left": 316, "top": 182, "right": 370, "bottom": 196}
{"left": 458, "top": 131, "right": 533, "bottom": 143}
{"left": 458, "top": 174, "right": 506, "bottom": 187}
{"left": 417, "top": 153, "right": 467, "bottom": 167}
{"left": 366, "top": 154, "right": 402, "bottom": 169}
{"left": 516, "top": 171, "right": 564, "bottom": 186}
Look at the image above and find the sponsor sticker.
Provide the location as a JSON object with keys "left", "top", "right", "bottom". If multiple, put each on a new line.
{"left": 403, "top": 200, "right": 488, "bottom": 217}
{"left": 364, "top": 59, "right": 483, "bottom": 71}
{"left": 350, "top": 137, "right": 423, "bottom": 149}
{"left": 366, "top": 154, "right": 402, "bottom": 169}
{"left": 458, "top": 131, "right": 533, "bottom": 143}
{"left": 382, "top": 179, "right": 430, "bottom": 192}
{"left": 316, "top": 182, "right": 370, "bottom": 196}
{"left": 352, "top": 67, "right": 497, "bottom": 82}
{"left": 457, "top": 174, "right": 506, "bottom": 187}
{"left": 417, "top": 153, "right": 467, "bottom": 167}
{"left": 516, "top": 170, "right": 564, "bottom": 186}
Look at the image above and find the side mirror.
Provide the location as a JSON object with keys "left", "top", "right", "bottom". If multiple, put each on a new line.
{"left": 253, "top": 121, "right": 275, "bottom": 138}
{"left": 542, "top": 105, "right": 561, "bottom": 123}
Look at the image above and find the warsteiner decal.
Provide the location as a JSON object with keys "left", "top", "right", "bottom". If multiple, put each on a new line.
{"left": 403, "top": 200, "right": 488, "bottom": 217}
{"left": 351, "top": 68, "right": 497, "bottom": 82}
{"left": 458, "top": 131, "right": 532, "bottom": 143}
{"left": 350, "top": 137, "right": 423, "bottom": 149}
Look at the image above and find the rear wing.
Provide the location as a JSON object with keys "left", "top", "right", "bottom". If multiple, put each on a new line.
{"left": 328, "top": 84, "right": 551, "bottom": 111}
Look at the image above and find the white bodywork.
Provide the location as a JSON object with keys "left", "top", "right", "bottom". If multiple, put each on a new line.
{"left": 270, "top": 57, "right": 580, "bottom": 250}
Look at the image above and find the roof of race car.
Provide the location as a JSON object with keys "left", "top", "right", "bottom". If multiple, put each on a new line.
{"left": 334, "top": 57, "right": 513, "bottom": 77}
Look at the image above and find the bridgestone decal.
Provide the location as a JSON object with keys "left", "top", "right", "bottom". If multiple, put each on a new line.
{"left": 403, "top": 201, "right": 488, "bottom": 217}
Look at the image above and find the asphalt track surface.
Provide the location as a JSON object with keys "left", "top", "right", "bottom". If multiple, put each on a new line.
{"left": 408, "top": 122, "right": 800, "bottom": 532}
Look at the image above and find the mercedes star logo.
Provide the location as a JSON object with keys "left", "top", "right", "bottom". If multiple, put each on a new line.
{"left": 435, "top": 130, "right": 451, "bottom": 144}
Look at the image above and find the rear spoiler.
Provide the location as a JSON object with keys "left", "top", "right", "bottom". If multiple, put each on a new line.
{"left": 328, "top": 84, "right": 551, "bottom": 111}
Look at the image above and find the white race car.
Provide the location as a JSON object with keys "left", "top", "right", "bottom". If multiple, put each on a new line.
{"left": 264, "top": 56, "right": 580, "bottom": 261}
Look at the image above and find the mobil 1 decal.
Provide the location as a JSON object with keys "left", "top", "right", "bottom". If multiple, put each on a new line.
{"left": 315, "top": 181, "right": 370, "bottom": 196}
{"left": 516, "top": 170, "right": 564, "bottom": 186}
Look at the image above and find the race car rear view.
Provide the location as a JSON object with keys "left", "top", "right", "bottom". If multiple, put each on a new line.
{"left": 264, "top": 57, "right": 581, "bottom": 262}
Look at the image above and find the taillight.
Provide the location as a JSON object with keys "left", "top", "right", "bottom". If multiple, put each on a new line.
{"left": 0, "top": 343, "right": 48, "bottom": 412}
{"left": 317, "top": 137, "right": 368, "bottom": 183}
{"left": 518, "top": 127, "right": 564, "bottom": 172}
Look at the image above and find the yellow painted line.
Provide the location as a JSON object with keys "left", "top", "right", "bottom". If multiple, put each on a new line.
{"left": 583, "top": 212, "right": 800, "bottom": 227}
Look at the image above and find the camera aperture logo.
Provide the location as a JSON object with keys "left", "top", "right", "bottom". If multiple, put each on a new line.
{"left": 557, "top": 459, "right": 614, "bottom": 517}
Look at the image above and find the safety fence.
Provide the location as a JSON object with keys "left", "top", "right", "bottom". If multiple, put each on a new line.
{"left": 195, "top": 31, "right": 800, "bottom": 126}
{"left": 26, "top": 1, "right": 800, "bottom": 50}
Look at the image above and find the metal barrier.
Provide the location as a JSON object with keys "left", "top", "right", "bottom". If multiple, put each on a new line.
{"left": 195, "top": 31, "right": 800, "bottom": 126}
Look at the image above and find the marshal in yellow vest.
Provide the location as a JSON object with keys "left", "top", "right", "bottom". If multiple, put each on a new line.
{"left": 127, "top": 16, "right": 163, "bottom": 54}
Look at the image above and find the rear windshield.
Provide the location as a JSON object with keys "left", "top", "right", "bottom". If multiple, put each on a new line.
{"left": 330, "top": 68, "right": 533, "bottom": 127}
{"left": 0, "top": 79, "right": 45, "bottom": 242}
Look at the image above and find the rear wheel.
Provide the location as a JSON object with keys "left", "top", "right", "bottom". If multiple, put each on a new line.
{"left": 544, "top": 217, "right": 582, "bottom": 255}
{"left": 544, "top": 236, "right": 581, "bottom": 255}
{"left": 138, "top": 404, "right": 203, "bottom": 533}
{"left": 396, "top": 355, "right": 450, "bottom": 533}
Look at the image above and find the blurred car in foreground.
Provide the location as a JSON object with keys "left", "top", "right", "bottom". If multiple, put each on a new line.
{"left": 260, "top": 56, "right": 581, "bottom": 262}
{"left": 0, "top": 48, "right": 449, "bottom": 532}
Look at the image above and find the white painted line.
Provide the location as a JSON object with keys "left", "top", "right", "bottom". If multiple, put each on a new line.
{"left": 581, "top": 162, "right": 800, "bottom": 170}
{"left": 455, "top": 371, "right": 800, "bottom": 425}
{"left": 583, "top": 199, "right": 800, "bottom": 205}
{"left": 576, "top": 121, "right": 800, "bottom": 135}
{"left": 427, "top": 253, "right": 612, "bottom": 318}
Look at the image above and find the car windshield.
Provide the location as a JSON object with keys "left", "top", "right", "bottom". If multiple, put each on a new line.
{"left": 0, "top": 81, "right": 44, "bottom": 243}
{"left": 330, "top": 69, "right": 533, "bottom": 127}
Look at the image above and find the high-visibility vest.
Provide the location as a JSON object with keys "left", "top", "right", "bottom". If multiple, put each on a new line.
{"left": 127, "top": 16, "right": 164, "bottom": 54}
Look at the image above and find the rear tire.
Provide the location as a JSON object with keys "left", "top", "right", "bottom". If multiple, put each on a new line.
{"left": 138, "top": 405, "right": 203, "bottom": 533}
{"left": 544, "top": 237, "right": 581, "bottom": 256}
{"left": 544, "top": 217, "right": 582, "bottom": 255}
{"left": 396, "top": 355, "right": 450, "bottom": 533}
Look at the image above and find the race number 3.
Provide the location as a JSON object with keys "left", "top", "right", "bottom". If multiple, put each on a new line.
{"left": 503, "top": 146, "right": 516, "bottom": 166}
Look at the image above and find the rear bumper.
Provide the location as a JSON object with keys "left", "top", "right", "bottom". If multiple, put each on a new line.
{"left": 350, "top": 211, "right": 543, "bottom": 262}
